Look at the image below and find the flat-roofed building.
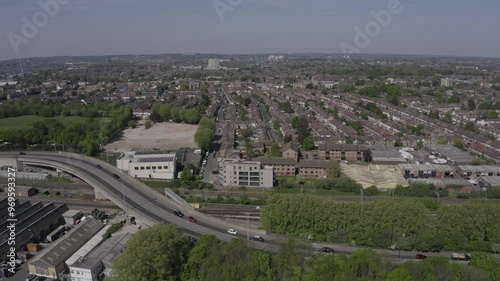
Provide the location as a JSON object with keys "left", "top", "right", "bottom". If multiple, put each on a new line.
{"left": 478, "top": 176, "right": 500, "bottom": 188}
{"left": 457, "top": 165, "right": 500, "bottom": 179}
{"left": 219, "top": 159, "right": 274, "bottom": 188}
{"left": 69, "top": 233, "right": 132, "bottom": 281}
{"left": 28, "top": 218, "right": 105, "bottom": 279}
{"left": 116, "top": 151, "right": 176, "bottom": 179}
{"left": 257, "top": 158, "right": 296, "bottom": 176}
{"left": 398, "top": 164, "right": 454, "bottom": 179}
{"left": 369, "top": 145, "right": 407, "bottom": 165}
{"left": 424, "top": 144, "right": 477, "bottom": 165}
{"left": 409, "top": 178, "right": 476, "bottom": 193}
{"left": 297, "top": 160, "right": 332, "bottom": 179}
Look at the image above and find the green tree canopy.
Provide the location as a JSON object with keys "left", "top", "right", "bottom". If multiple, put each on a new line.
{"left": 108, "top": 224, "right": 190, "bottom": 281}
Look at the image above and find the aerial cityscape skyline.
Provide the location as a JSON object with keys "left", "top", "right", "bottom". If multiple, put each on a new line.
{"left": 1, "top": 0, "right": 500, "bottom": 61}
{"left": 2, "top": 1, "right": 500, "bottom": 280}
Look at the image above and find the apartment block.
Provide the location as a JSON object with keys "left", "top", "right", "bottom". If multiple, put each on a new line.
{"left": 219, "top": 160, "right": 274, "bottom": 188}
{"left": 318, "top": 144, "right": 368, "bottom": 162}
{"left": 297, "top": 160, "right": 332, "bottom": 179}
{"left": 257, "top": 158, "right": 297, "bottom": 177}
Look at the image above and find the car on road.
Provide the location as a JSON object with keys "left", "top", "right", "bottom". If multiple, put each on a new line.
{"left": 415, "top": 254, "right": 427, "bottom": 260}
{"left": 253, "top": 236, "right": 264, "bottom": 242}
{"left": 112, "top": 173, "right": 120, "bottom": 179}
{"left": 173, "top": 210, "right": 184, "bottom": 217}
{"left": 26, "top": 274, "right": 37, "bottom": 281}
{"left": 188, "top": 216, "right": 197, "bottom": 223}
{"left": 96, "top": 164, "right": 102, "bottom": 168}
{"left": 320, "top": 247, "right": 334, "bottom": 253}
{"left": 227, "top": 229, "right": 237, "bottom": 235}
{"left": 19, "top": 152, "right": 26, "bottom": 155}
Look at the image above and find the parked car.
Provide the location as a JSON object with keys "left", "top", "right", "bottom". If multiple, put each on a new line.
{"left": 19, "top": 152, "right": 26, "bottom": 155}
{"left": 415, "top": 254, "right": 427, "bottom": 260}
{"left": 96, "top": 164, "right": 102, "bottom": 168}
{"left": 320, "top": 247, "right": 334, "bottom": 253}
{"left": 112, "top": 173, "right": 120, "bottom": 179}
{"left": 253, "top": 236, "right": 264, "bottom": 242}
{"left": 188, "top": 216, "right": 197, "bottom": 223}
{"left": 227, "top": 229, "right": 237, "bottom": 235}
{"left": 173, "top": 210, "right": 184, "bottom": 217}
{"left": 26, "top": 274, "right": 37, "bottom": 281}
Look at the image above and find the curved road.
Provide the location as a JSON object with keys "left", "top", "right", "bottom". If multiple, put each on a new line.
{"left": 0, "top": 152, "right": 487, "bottom": 261}
{"left": 4, "top": 152, "right": 278, "bottom": 251}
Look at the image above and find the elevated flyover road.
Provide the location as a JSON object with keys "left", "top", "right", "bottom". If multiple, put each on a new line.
{"left": 0, "top": 152, "right": 277, "bottom": 253}
{"left": 2, "top": 152, "right": 498, "bottom": 261}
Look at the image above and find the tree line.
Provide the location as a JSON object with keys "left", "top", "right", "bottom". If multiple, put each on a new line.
{"left": 261, "top": 195, "right": 500, "bottom": 253}
{"left": 0, "top": 98, "right": 116, "bottom": 119}
{"left": 106, "top": 224, "right": 499, "bottom": 281}
{"left": 149, "top": 94, "right": 210, "bottom": 125}
{"left": 0, "top": 106, "right": 133, "bottom": 156}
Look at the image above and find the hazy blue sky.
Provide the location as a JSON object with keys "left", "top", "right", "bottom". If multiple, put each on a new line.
{"left": 1, "top": 0, "right": 499, "bottom": 61}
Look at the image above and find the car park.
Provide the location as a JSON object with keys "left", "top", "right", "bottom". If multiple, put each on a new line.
{"left": 416, "top": 254, "right": 427, "bottom": 260}
{"left": 188, "top": 216, "right": 197, "bottom": 223}
{"left": 227, "top": 229, "right": 237, "bottom": 235}
{"left": 173, "top": 210, "right": 184, "bottom": 217}
{"left": 320, "top": 247, "right": 334, "bottom": 253}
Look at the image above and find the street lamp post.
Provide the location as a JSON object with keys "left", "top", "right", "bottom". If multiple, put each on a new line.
{"left": 434, "top": 190, "right": 440, "bottom": 204}
{"left": 246, "top": 212, "right": 250, "bottom": 242}
{"left": 122, "top": 178, "right": 127, "bottom": 216}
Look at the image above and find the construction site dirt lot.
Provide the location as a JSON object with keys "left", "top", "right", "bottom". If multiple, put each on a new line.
{"left": 104, "top": 121, "right": 198, "bottom": 152}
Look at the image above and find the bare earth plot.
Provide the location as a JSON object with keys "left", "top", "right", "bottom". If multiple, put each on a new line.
{"left": 105, "top": 122, "right": 198, "bottom": 152}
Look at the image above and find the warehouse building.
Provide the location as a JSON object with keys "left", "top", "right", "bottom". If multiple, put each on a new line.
{"left": 458, "top": 166, "right": 500, "bottom": 179}
{"left": 69, "top": 233, "right": 132, "bottom": 281}
{"left": 369, "top": 145, "right": 408, "bottom": 165}
{"left": 0, "top": 202, "right": 68, "bottom": 261}
{"left": 409, "top": 178, "right": 475, "bottom": 193}
{"left": 116, "top": 151, "right": 177, "bottom": 179}
{"left": 478, "top": 176, "right": 500, "bottom": 189}
{"left": 398, "top": 164, "right": 454, "bottom": 179}
{"left": 219, "top": 159, "right": 274, "bottom": 188}
{"left": 424, "top": 144, "right": 477, "bottom": 165}
{"left": 28, "top": 218, "right": 105, "bottom": 279}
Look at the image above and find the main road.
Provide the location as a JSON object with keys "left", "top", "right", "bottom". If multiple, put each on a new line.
{"left": 0, "top": 151, "right": 479, "bottom": 261}
{"left": 1, "top": 152, "right": 280, "bottom": 250}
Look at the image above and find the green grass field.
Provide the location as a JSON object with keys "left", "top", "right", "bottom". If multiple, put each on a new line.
{"left": 0, "top": 115, "right": 110, "bottom": 129}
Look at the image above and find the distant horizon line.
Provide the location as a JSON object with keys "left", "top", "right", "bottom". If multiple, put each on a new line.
{"left": 2, "top": 51, "right": 500, "bottom": 63}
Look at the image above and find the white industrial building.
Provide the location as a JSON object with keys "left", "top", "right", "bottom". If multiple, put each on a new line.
{"left": 218, "top": 159, "right": 274, "bottom": 188}
{"left": 116, "top": 152, "right": 177, "bottom": 179}
{"left": 69, "top": 233, "right": 132, "bottom": 281}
